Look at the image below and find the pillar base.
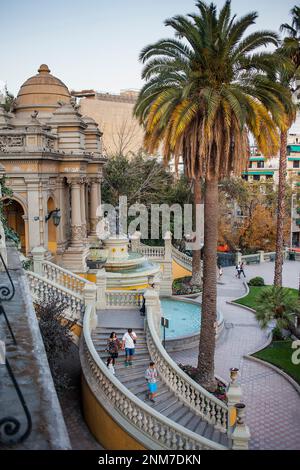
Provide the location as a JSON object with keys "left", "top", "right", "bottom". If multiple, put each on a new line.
{"left": 62, "top": 245, "right": 89, "bottom": 273}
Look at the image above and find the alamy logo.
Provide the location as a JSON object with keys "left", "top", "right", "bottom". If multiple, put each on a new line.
{"left": 291, "top": 340, "right": 300, "bottom": 366}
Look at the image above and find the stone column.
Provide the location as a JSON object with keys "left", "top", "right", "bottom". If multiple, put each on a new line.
{"left": 226, "top": 377, "right": 242, "bottom": 437}
{"left": 96, "top": 269, "right": 107, "bottom": 309}
{"left": 32, "top": 246, "right": 47, "bottom": 275}
{"left": 258, "top": 250, "right": 265, "bottom": 263}
{"left": 83, "top": 283, "right": 98, "bottom": 330}
{"left": 232, "top": 404, "right": 251, "bottom": 450}
{"left": 144, "top": 289, "right": 161, "bottom": 337}
{"left": 62, "top": 178, "right": 88, "bottom": 272}
{"left": 69, "top": 178, "right": 83, "bottom": 247}
{"left": 80, "top": 179, "right": 87, "bottom": 241}
{"left": 160, "top": 231, "right": 173, "bottom": 296}
{"left": 26, "top": 180, "right": 44, "bottom": 252}
{"left": 89, "top": 178, "right": 100, "bottom": 236}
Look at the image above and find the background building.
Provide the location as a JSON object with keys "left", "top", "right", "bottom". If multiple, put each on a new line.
{"left": 0, "top": 64, "right": 106, "bottom": 272}
{"left": 73, "top": 89, "right": 145, "bottom": 157}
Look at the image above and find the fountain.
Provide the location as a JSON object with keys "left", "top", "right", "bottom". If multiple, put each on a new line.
{"left": 87, "top": 207, "right": 161, "bottom": 289}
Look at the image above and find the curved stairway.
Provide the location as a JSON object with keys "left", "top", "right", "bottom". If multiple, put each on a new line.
{"left": 92, "top": 314, "right": 229, "bottom": 448}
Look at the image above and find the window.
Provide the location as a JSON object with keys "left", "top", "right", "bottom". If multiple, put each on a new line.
{"left": 257, "top": 161, "right": 264, "bottom": 168}
{"left": 253, "top": 175, "right": 260, "bottom": 181}
{"left": 249, "top": 162, "right": 253, "bottom": 168}
{"left": 266, "top": 175, "right": 273, "bottom": 180}
{"left": 293, "top": 160, "right": 300, "bottom": 168}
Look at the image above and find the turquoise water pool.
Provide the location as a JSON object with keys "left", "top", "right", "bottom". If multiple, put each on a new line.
{"left": 160, "top": 299, "right": 201, "bottom": 339}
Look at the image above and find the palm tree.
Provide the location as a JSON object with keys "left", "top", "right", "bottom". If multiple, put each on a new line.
{"left": 134, "top": 0, "right": 293, "bottom": 389}
{"left": 274, "top": 7, "right": 300, "bottom": 287}
{"left": 255, "top": 286, "right": 300, "bottom": 338}
{"left": 191, "top": 177, "right": 202, "bottom": 286}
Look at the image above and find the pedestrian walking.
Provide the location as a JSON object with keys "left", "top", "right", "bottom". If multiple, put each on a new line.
{"left": 122, "top": 328, "right": 137, "bottom": 366}
{"left": 240, "top": 262, "right": 246, "bottom": 278}
{"left": 217, "top": 263, "right": 223, "bottom": 280}
{"left": 106, "top": 357, "right": 115, "bottom": 375}
{"left": 106, "top": 332, "right": 120, "bottom": 365}
{"left": 145, "top": 361, "right": 158, "bottom": 403}
{"left": 235, "top": 262, "right": 241, "bottom": 279}
{"left": 140, "top": 296, "right": 146, "bottom": 316}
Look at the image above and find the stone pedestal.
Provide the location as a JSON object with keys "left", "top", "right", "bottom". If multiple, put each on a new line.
{"left": 96, "top": 269, "right": 107, "bottom": 310}
{"left": 160, "top": 231, "right": 173, "bottom": 297}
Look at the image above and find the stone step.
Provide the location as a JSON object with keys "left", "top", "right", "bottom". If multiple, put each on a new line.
{"left": 92, "top": 336, "right": 147, "bottom": 344}
{"left": 152, "top": 397, "right": 179, "bottom": 413}
{"left": 94, "top": 327, "right": 229, "bottom": 448}
{"left": 177, "top": 410, "right": 195, "bottom": 428}
{"left": 167, "top": 404, "right": 190, "bottom": 423}
{"left": 94, "top": 327, "right": 145, "bottom": 335}
{"left": 116, "top": 365, "right": 150, "bottom": 378}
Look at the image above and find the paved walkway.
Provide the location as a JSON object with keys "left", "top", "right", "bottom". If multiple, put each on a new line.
{"left": 170, "top": 260, "right": 300, "bottom": 450}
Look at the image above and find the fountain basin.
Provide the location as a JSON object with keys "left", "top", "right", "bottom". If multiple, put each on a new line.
{"left": 160, "top": 298, "right": 224, "bottom": 352}
{"left": 89, "top": 260, "right": 161, "bottom": 288}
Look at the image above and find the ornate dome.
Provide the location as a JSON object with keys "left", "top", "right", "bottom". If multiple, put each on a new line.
{"left": 15, "top": 64, "right": 71, "bottom": 114}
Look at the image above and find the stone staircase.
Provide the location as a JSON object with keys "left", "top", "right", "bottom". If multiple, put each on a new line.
{"left": 92, "top": 324, "right": 229, "bottom": 448}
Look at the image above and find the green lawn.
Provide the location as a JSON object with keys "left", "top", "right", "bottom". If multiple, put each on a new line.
{"left": 234, "top": 286, "right": 300, "bottom": 384}
{"left": 253, "top": 340, "right": 300, "bottom": 385}
{"left": 234, "top": 286, "right": 298, "bottom": 310}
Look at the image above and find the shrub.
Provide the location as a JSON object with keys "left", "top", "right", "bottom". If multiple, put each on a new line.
{"left": 272, "top": 326, "right": 284, "bottom": 341}
{"left": 35, "top": 297, "right": 76, "bottom": 391}
{"left": 248, "top": 276, "right": 265, "bottom": 287}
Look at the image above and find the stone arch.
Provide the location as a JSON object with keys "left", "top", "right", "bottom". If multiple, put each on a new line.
{"left": 47, "top": 196, "right": 57, "bottom": 255}
{"left": 2, "top": 197, "right": 27, "bottom": 253}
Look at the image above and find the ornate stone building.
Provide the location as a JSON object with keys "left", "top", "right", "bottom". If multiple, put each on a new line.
{"left": 0, "top": 64, "right": 106, "bottom": 272}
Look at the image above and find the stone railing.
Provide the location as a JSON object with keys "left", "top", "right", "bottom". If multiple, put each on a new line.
{"left": 80, "top": 302, "right": 227, "bottom": 450}
{"left": 31, "top": 247, "right": 92, "bottom": 296}
{"left": 172, "top": 246, "right": 192, "bottom": 271}
{"left": 105, "top": 290, "right": 144, "bottom": 309}
{"left": 27, "top": 270, "right": 85, "bottom": 322}
{"left": 42, "top": 259, "right": 92, "bottom": 295}
{"left": 144, "top": 290, "right": 228, "bottom": 434}
{"left": 138, "top": 243, "right": 165, "bottom": 259}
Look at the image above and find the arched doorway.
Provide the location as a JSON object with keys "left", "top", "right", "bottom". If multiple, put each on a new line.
{"left": 47, "top": 197, "right": 57, "bottom": 255}
{"left": 3, "top": 199, "right": 26, "bottom": 253}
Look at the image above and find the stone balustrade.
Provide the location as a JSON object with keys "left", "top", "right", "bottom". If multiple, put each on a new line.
{"left": 31, "top": 247, "right": 92, "bottom": 296}
{"left": 144, "top": 289, "right": 228, "bottom": 434}
{"left": 81, "top": 302, "right": 227, "bottom": 450}
{"left": 105, "top": 290, "right": 144, "bottom": 309}
{"left": 171, "top": 246, "right": 193, "bottom": 270}
{"left": 42, "top": 260, "right": 92, "bottom": 295}
{"left": 138, "top": 244, "right": 166, "bottom": 259}
{"left": 27, "top": 271, "right": 85, "bottom": 323}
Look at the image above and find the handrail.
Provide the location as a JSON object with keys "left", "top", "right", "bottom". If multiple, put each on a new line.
{"left": 41, "top": 260, "right": 92, "bottom": 296}
{"left": 0, "top": 252, "right": 17, "bottom": 345}
{"left": 0, "top": 252, "right": 16, "bottom": 301}
{"left": 171, "top": 246, "right": 192, "bottom": 270}
{"left": 81, "top": 304, "right": 228, "bottom": 450}
{"left": 0, "top": 358, "right": 32, "bottom": 445}
{"left": 145, "top": 300, "right": 228, "bottom": 434}
{"left": 27, "top": 271, "right": 85, "bottom": 322}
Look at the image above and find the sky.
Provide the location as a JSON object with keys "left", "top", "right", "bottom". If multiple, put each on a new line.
{"left": 0, "top": 0, "right": 297, "bottom": 96}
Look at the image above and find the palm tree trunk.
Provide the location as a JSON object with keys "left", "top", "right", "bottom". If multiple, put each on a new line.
{"left": 191, "top": 178, "right": 202, "bottom": 286}
{"left": 274, "top": 130, "right": 288, "bottom": 287}
{"left": 196, "top": 176, "right": 218, "bottom": 391}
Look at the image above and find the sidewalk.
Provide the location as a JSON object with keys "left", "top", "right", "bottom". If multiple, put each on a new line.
{"left": 170, "top": 262, "right": 300, "bottom": 450}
